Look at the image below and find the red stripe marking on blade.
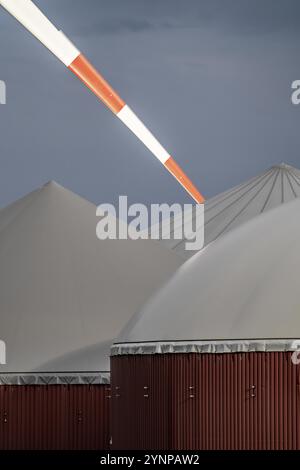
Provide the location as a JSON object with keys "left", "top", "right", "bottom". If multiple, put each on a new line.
{"left": 164, "top": 157, "right": 205, "bottom": 204}
{"left": 69, "top": 54, "right": 125, "bottom": 114}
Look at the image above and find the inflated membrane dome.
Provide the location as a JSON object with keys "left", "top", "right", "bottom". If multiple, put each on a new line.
{"left": 161, "top": 163, "right": 300, "bottom": 259}
{"left": 0, "top": 181, "right": 181, "bottom": 383}
{"left": 113, "top": 197, "right": 300, "bottom": 355}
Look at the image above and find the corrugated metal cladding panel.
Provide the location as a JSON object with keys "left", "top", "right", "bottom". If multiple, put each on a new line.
{"left": 0, "top": 385, "right": 110, "bottom": 450}
{"left": 111, "top": 352, "right": 300, "bottom": 450}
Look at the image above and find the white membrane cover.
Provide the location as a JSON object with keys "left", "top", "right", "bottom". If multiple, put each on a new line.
{"left": 113, "top": 197, "right": 300, "bottom": 355}
{"left": 158, "top": 163, "right": 300, "bottom": 259}
{"left": 0, "top": 182, "right": 181, "bottom": 383}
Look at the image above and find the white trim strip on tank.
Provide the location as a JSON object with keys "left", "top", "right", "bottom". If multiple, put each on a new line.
{"left": 0, "top": 0, "right": 80, "bottom": 66}
{"left": 117, "top": 105, "right": 170, "bottom": 164}
{"left": 111, "top": 339, "right": 300, "bottom": 356}
{"left": 0, "top": 371, "right": 110, "bottom": 385}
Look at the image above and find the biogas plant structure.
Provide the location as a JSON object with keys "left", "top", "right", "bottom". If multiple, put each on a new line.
{"left": 1, "top": 0, "right": 300, "bottom": 453}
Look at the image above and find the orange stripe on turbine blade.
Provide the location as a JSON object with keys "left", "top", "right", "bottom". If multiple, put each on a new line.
{"left": 68, "top": 55, "right": 205, "bottom": 204}
{"left": 164, "top": 157, "right": 205, "bottom": 204}
{"left": 68, "top": 54, "right": 125, "bottom": 114}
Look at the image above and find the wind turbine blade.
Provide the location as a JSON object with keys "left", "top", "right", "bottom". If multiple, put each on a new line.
{"left": 0, "top": 0, "right": 205, "bottom": 203}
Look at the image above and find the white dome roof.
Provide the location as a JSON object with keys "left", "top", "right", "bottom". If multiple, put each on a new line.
{"left": 0, "top": 182, "right": 180, "bottom": 380}
{"left": 162, "top": 163, "right": 300, "bottom": 259}
{"left": 115, "top": 197, "right": 300, "bottom": 353}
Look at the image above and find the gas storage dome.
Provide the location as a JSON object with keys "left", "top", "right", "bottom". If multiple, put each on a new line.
{"left": 115, "top": 196, "right": 300, "bottom": 348}
{"left": 0, "top": 181, "right": 181, "bottom": 450}
{"left": 0, "top": 181, "right": 180, "bottom": 377}
{"left": 111, "top": 198, "right": 300, "bottom": 450}
{"left": 159, "top": 163, "right": 300, "bottom": 259}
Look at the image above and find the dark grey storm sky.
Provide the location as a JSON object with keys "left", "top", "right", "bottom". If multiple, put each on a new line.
{"left": 0, "top": 0, "right": 300, "bottom": 208}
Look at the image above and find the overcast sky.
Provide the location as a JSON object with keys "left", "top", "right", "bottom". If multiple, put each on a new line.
{"left": 0, "top": 0, "right": 300, "bottom": 208}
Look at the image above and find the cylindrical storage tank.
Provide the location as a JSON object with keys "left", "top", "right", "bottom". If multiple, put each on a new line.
{"left": 111, "top": 198, "right": 300, "bottom": 450}
{"left": 0, "top": 181, "right": 181, "bottom": 449}
{"left": 0, "top": 380, "right": 111, "bottom": 450}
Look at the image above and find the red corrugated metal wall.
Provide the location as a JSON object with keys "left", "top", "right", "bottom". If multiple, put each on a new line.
{"left": 111, "top": 352, "right": 300, "bottom": 450}
{"left": 0, "top": 385, "right": 110, "bottom": 450}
